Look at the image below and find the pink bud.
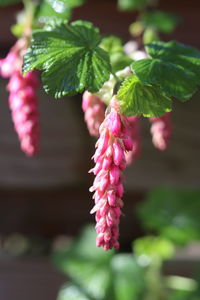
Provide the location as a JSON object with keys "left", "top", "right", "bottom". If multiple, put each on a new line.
{"left": 108, "top": 112, "right": 121, "bottom": 137}
{"left": 116, "top": 183, "right": 124, "bottom": 198}
{"left": 113, "top": 141, "right": 124, "bottom": 166}
{"left": 109, "top": 165, "right": 120, "bottom": 185}
{"left": 107, "top": 190, "right": 116, "bottom": 206}
{"left": 102, "top": 156, "right": 112, "bottom": 170}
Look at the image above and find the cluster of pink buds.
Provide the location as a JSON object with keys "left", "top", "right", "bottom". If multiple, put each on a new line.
{"left": 125, "top": 116, "right": 141, "bottom": 165}
{"left": 0, "top": 39, "right": 39, "bottom": 156}
{"left": 89, "top": 96, "right": 133, "bottom": 250}
{"left": 149, "top": 113, "right": 172, "bottom": 151}
{"left": 82, "top": 91, "right": 105, "bottom": 137}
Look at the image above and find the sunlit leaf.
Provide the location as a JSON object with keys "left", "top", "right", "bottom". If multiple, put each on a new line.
{"left": 117, "top": 74, "right": 172, "bottom": 117}
{"left": 23, "top": 21, "right": 111, "bottom": 98}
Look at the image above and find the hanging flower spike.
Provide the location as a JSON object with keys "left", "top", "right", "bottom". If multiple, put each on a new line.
{"left": 0, "top": 52, "right": 18, "bottom": 78}
{"left": 82, "top": 91, "right": 105, "bottom": 137}
{"left": 7, "top": 70, "right": 39, "bottom": 156}
{"left": 89, "top": 96, "right": 133, "bottom": 250}
{"left": 149, "top": 113, "right": 172, "bottom": 151}
{"left": 0, "top": 38, "right": 40, "bottom": 156}
{"left": 124, "top": 116, "right": 141, "bottom": 166}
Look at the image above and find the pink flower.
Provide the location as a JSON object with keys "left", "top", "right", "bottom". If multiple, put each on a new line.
{"left": 90, "top": 96, "right": 132, "bottom": 250}
{"left": 149, "top": 113, "right": 172, "bottom": 151}
{"left": 0, "top": 39, "right": 39, "bottom": 156}
{"left": 82, "top": 91, "right": 105, "bottom": 137}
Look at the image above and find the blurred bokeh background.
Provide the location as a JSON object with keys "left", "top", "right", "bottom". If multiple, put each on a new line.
{"left": 0, "top": 0, "right": 200, "bottom": 299}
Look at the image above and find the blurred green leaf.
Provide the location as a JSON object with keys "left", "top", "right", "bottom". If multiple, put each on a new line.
{"left": 35, "top": 0, "right": 85, "bottom": 25}
{"left": 100, "top": 35, "right": 124, "bottom": 54}
{"left": 56, "top": 0, "right": 86, "bottom": 9}
{"left": 100, "top": 36, "right": 132, "bottom": 72}
{"left": 35, "top": 0, "right": 71, "bottom": 25}
{"left": 143, "top": 27, "right": 159, "bottom": 44}
{"left": 0, "top": 0, "right": 21, "bottom": 5}
{"left": 117, "top": 74, "right": 172, "bottom": 117}
{"left": 129, "top": 21, "right": 144, "bottom": 37}
{"left": 53, "top": 225, "right": 114, "bottom": 300}
{"left": 168, "top": 289, "right": 197, "bottom": 300}
{"left": 142, "top": 10, "right": 180, "bottom": 34}
{"left": 134, "top": 236, "right": 175, "bottom": 262}
{"left": 11, "top": 23, "right": 25, "bottom": 38}
{"left": 138, "top": 187, "right": 200, "bottom": 245}
{"left": 111, "top": 52, "right": 133, "bottom": 72}
{"left": 57, "top": 284, "right": 91, "bottom": 300}
{"left": 112, "top": 254, "right": 144, "bottom": 300}
{"left": 117, "top": 0, "right": 155, "bottom": 11}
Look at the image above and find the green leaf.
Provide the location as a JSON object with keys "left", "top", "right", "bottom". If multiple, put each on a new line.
{"left": 131, "top": 40, "right": 200, "bottom": 100}
{"left": 131, "top": 58, "right": 198, "bottom": 100}
{"left": 129, "top": 21, "right": 145, "bottom": 37}
{"left": 57, "top": 284, "right": 91, "bottom": 300}
{"left": 0, "top": 0, "right": 21, "bottom": 5}
{"left": 137, "top": 187, "right": 200, "bottom": 245}
{"left": 142, "top": 10, "right": 180, "bottom": 34}
{"left": 112, "top": 254, "right": 144, "bottom": 300}
{"left": 53, "top": 225, "right": 114, "bottom": 300}
{"left": 100, "top": 36, "right": 132, "bottom": 72}
{"left": 133, "top": 236, "right": 175, "bottom": 262}
{"left": 117, "top": 74, "right": 172, "bottom": 117}
{"left": 11, "top": 23, "right": 25, "bottom": 38}
{"left": 35, "top": 0, "right": 85, "bottom": 25}
{"left": 54, "top": 0, "right": 86, "bottom": 9}
{"left": 143, "top": 27, "right": 159, "bottom": 44}
{"left": 110, "top": 52, "right": 133, "bottom": 72}
{"left": 23, "top": 21, "right": 111, "bottom": 98}
{"left": 117, "top": 0, "right": 154, "bottom": 11}
{"left": 100, "top": 35, "right": 124, "bottom": 54}
{"left": 146, "top": 40, "right": 200, "bottom": 79}
{"left": 35, "top": 0, "right": 72, "bottom": 25}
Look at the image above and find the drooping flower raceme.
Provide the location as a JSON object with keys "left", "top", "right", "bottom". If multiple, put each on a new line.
{"left": 89, "top": 97, "right": 133, "bottom": 250}
{"left": 149, "top": 113, "right": 172, "bottom": 151}
{"left": 125, "top": 116, "right": 141, "bottom": 165}
{"left": 0, "top": 38, "right": 39, "bottom": 156}
{"left": 82, "top": 91, "right": 105, "bottom": 137}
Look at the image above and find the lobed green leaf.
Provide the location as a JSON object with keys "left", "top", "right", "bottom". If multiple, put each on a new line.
{"left": 23, "top": 21, "right": 111, "bottom": 98}
{"left": 131, "top": 58, "right": 198, "bottom": 101}
{"left": 131, "top": 40, "right": 200, "bottom": 101}
{"left": 117, "top": 75, "right": 172, "bottom": 117}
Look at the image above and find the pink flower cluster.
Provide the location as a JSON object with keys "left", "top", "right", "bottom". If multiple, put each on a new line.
{"left": 89, "top": 97, "right": 133, "bottom": 250}
{"left": 149, "top": 113, "right": 172, "bottom": 151}
{"left": 82, "top": 91, "right": 105, "bottom": 137}
{"left": 0, "top": 40, "right": 39, "bottom": 156}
